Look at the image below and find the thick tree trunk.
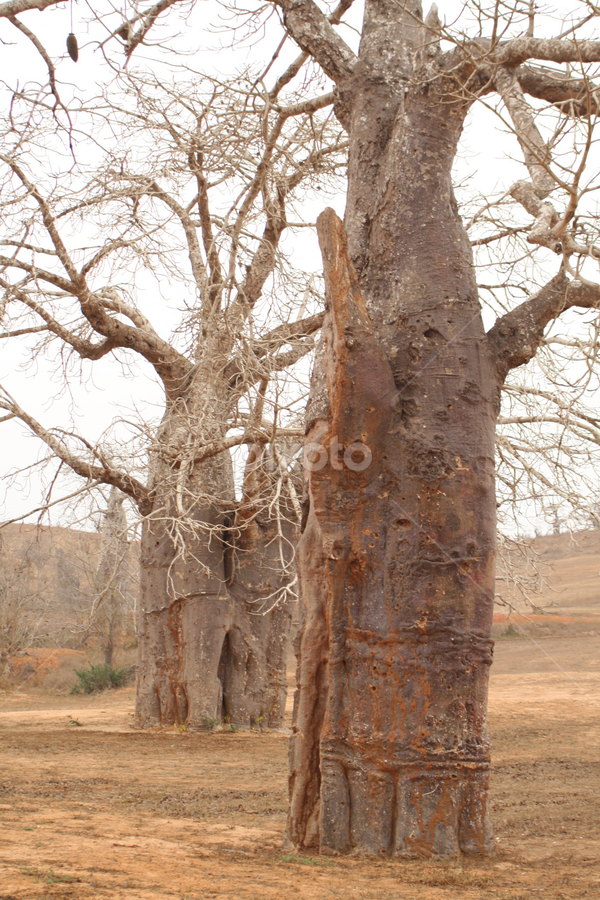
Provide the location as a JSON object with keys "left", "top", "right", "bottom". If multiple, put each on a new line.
{"left": 226, "top": 443, "right": 295, "bottom": 727}
{"left": 135, "top": 393, "right": 293, "bottom": 730}
{"left": 288, "top": 42, "right": 502, "bottom": 854}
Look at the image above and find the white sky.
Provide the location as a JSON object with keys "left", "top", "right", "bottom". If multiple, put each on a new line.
{"left": 1, "top": 0, "right": 599, "bottom": 534}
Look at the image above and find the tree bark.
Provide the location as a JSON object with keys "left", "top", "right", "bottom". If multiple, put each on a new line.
{"left": 135, "top": 383, "right": 293, "bottom": 730}
{"left": 288, "top": 205, "right": 498, "bottom": 856}
{"left": 288, "top": 6, "right": 502, "bottom": 855}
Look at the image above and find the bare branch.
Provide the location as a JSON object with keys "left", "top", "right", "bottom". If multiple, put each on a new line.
{"left": 277, "top": 91, "right": 336, "bottom": 117}
{"left": 0, "top": 324, "right": 48, "bottom": 338}
{"left": 1, "top": 157, "right": 80, "bottom": 283}
{"left": 226, "top": 312, "right": 324, "bottom": 392}
{"left": 517, "top": 64, "right": 600, "bottom": 116}
{"left": 187, "top": 150, "right": 223, "bottom": 314}
{"left": 7, "top": 15, "right": 67, "bottom": 116}
{"left": 497, "top": 37, "right": 600, "bottom": 68}
{"left": 508, "top": 180, "right": 561, "bottom": 252}
{"left": 0, "top": 386, "right": 151, "bottom": 512}
{"left": 0, "top": 0, "right": 60, "bottom": 15}
{"left": 0, "top": 255, "right": 78, "bottom": 294}
{"left": 488, "top": 272, "right": 600, "bottom": 378}
{"left": 119, "top": 0, "right": 190, "bottom": 60}
{"left": 254, "top": 312, "right": 325, "bottom": 358}
{"left": 0, "top": 276, "right": 117, "bottom": 359}
{"left": 495, "top": 66, "right": 555, "bottom": 197}
{"left": 269, "top": 0, "right": 356, "bottom": 98}
{"left": 274, "top": 0, "right": 358, "bottom": 83}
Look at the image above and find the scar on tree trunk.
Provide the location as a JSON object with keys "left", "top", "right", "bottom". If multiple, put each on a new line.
{"left": 287, "top": 210, "right": 496, "bottom": 858}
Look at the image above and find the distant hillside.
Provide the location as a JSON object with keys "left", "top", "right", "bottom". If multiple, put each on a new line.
{"left": 1, "top": 523, "right": 99, "bottom": 613}
{"left": 0, "top": 523, "right": 139, "bottom": 646}
{"left": 493, "top": 528, "right": 600, "bottom": 637}
{"left": 514, "top": 530, "right": 600, "bottom": 614}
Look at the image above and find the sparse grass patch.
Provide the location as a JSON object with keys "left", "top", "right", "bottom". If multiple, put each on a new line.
{"left": 280, "top": 854, "right": 335, "bottom": 866}
{"left": 500, "top": 621, "right": 521, "bottom": 638}
{"left": 42, "top": 869, "right": 80, "bottom": 884}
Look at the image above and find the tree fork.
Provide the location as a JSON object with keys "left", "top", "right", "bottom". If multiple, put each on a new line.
{"left": 287, "top": 210, "right": 496, "bottom": 857}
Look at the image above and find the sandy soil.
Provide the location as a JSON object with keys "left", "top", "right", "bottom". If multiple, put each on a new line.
{"left": 0, "top": 634, "right": 599, "bottom": 900}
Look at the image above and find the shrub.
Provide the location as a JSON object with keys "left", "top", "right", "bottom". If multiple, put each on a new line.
{"left": 501, "top": 621, "right": 520, "bottom": 638}
{"left": 70, "top": 662, "right": 129, "bottom": 694}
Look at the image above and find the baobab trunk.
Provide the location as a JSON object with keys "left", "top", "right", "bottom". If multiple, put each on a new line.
{"left": 288, "top": 57, "right": 501, "bottom": 853}
{"left": 135, "top": 387, "right": 293, "bottom": 730}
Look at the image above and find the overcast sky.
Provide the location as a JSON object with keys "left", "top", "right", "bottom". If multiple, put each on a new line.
{"left": 1, "top": 0, "right": 598, "bottom": 534}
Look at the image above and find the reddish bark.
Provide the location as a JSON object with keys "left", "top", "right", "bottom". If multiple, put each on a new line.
{"left": 281, "top": 0, "right": 513, "bottom": 857}
{"left": 287, "top": 210, "right": 498, "bottom": 857}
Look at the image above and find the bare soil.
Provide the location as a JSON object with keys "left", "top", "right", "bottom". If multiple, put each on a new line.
{"left": 0, "top": 634, "right": 599, "bottom": 900}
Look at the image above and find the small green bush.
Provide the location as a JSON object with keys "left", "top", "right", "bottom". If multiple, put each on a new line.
{"left": 202, "top": 715, "right": 220, "bottom": 732}
{"left": 70, "top": 662, "right": 129, "bottom": 694}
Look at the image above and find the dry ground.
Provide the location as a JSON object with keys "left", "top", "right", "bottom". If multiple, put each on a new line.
{"left": 0, "top": 634, "right": 599, "bottom": 900}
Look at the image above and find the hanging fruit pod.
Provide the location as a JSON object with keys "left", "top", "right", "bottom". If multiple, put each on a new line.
{"left": 66, "top": 33, "right": 79, "bottom": 62}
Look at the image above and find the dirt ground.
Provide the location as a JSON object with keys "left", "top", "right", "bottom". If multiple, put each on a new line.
{"left": 0, "top": 634, "right": 599, "bottom": 900}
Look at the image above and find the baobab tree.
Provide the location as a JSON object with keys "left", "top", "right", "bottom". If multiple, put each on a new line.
{"left": 274, "top": 0, "right": 600, "bottom": 859}
{"left": 0, "top": 66, "right": 345, "bottom": 729}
